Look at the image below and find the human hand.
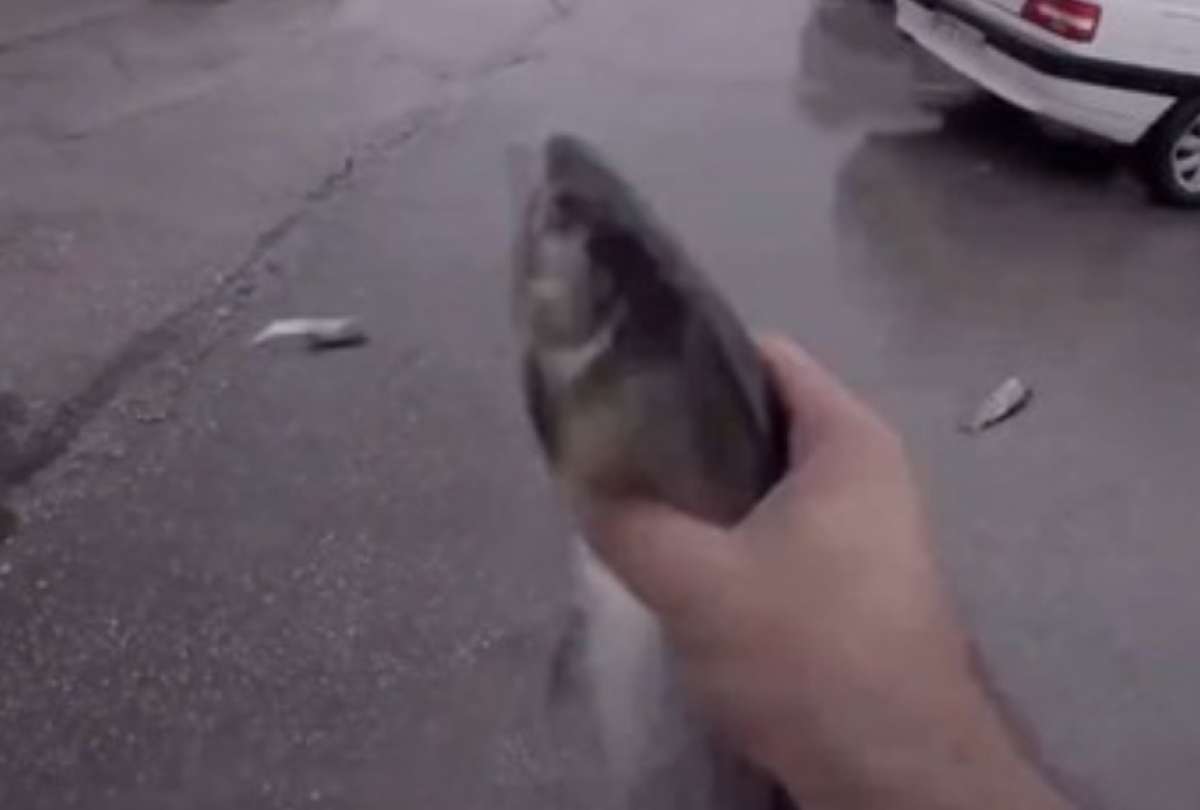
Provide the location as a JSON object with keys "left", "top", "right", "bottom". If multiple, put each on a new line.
{"left": 580, "top": 337, "right": 1070, "bottom": 810}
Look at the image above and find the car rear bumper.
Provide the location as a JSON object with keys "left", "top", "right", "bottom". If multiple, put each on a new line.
{"left": 897, "top": 0, "right": 1188, "bottom": 143}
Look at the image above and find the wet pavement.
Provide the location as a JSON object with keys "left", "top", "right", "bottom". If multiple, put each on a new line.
{"left": 3, "top": 0, "right": 1200, "bottom": 808}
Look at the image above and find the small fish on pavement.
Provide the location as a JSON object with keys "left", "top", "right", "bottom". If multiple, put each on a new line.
{"left": 251, "top": 318, "right": 367, "bottom": 351}
{"left": 962, "top": 376, "right": 1033, "bottom": 434}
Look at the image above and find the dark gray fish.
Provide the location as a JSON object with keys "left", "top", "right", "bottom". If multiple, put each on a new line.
{"left": 510, "top": 134, "right": 792, "bottom": 810}
{"left": 511, "top": 133, "right": 788, "bottom": 525}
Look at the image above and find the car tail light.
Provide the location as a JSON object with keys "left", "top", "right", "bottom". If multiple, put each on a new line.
{"left": 1021, "top": 0, "right": 1102, "bottom": 42}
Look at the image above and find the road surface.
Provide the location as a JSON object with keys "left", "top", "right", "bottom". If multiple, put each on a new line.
{"left": 2, "top": 1, "right": 1199, "bottom": 808}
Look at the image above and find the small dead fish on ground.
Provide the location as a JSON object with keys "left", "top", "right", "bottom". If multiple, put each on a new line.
{"left": 962, "top": 376, "right": 1033, "bottom": 434}
{"left": 510, "top": 134, "right": 791, "bottom": 810}
{"left": 251, "top": 318, "right": 367, "bottom": 351}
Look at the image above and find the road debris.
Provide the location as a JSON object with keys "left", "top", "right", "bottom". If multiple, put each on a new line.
{"left": 251, "top": 318, "right": 367, "bottom": 351}
{"left": 962, "top": 377, "right": 1032, "bottom": 434}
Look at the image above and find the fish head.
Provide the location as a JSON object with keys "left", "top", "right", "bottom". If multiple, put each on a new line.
{"left": 508, "top": 134, "right": 790, "bottom": 524}
{"left": 511, "top": 134, "right": 650, "bottom": 352}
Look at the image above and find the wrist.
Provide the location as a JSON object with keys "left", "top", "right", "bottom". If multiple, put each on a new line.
{"left": 857, "top": 728, "right": 1070, "bottom": 810}
{"left": 776, "top": 685, "right": 1072, "bottom": 810}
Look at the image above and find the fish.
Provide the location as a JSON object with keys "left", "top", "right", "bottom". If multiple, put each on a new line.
{"left": 962, "top": 376, "right": 1033, "bottom": 434}
{"left": 251, "top": 317, "right": 367, "bottom": 351}
{"left": 509, "top": 133, "right": 792, "bottom": 810}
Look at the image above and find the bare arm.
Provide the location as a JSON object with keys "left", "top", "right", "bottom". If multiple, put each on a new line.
{"left": 581, "top": 337, "right": 1073, "bottom": 810}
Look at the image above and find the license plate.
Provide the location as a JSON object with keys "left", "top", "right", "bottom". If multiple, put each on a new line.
{"left": 931, "top": 12, "right": 985, "bottom": 49}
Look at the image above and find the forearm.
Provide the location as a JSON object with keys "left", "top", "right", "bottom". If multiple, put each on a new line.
{"left": 778, "top": 679, "right": 1073, "bottom": 810}
{"left": 846, "top": 728, "right": 1071, "bottom": 810}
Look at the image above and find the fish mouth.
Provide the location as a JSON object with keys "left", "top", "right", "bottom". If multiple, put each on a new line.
{"left": 510, "top": 133, "right": 627, "bottom": 241}
{"left": 511, "top": 134, "right": 631, "bottom": 351}
{"left": 545, "top": 133, "right": 612, "bottom": 188}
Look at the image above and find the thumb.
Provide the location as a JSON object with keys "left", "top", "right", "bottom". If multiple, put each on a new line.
{"left": 580, "top": 498, "right": 746, "bottom": 627}
{"left": 757, "top": 335, "right": 881, "bottom": 453}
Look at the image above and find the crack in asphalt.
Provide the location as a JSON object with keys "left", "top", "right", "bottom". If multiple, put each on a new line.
{"left": 51, "top": 86, "right": 218, "bottom": 143}
{"left": 0, "top": 132, "right": 375, "bottom": 494}
{"left": 2, "top": 0, "right": 584, "bottom": 500}
{"left": 0, "top": 3, "right": 142, "bottom": 57}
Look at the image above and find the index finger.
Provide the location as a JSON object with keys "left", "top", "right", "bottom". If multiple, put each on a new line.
{"left": 574, "top": 494, "right": 745, "bottom": 628}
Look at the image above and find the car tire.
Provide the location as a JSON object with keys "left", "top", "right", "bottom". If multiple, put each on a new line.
{"left": 1140, "top": 97, "right": 1200, "bottom": 208}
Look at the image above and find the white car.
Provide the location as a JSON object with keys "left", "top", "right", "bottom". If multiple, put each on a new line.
{"left": 897, "top": 0, "right": 1200, "bottom": 205}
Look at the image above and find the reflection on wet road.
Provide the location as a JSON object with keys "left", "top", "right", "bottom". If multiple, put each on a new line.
{"left": 807, "top": 6, "right": 1200, "bottom": 809}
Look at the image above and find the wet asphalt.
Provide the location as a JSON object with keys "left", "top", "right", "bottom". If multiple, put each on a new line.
{"left": 3, "top": 1, "right": 1200, "bottom": 808}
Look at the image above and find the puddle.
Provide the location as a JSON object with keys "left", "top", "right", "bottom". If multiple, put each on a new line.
{"left": 796, "top": 0, "right": 975, "bottom": 129}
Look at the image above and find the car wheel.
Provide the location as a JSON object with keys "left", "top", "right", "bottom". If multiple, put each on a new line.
{"left": 1141, "top": 97, "right": 1200, "bottom": 208}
